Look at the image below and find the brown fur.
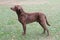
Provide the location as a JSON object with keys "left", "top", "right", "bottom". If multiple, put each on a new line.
{"left": 11, "top": 5, "right": 50, "bottom": 36}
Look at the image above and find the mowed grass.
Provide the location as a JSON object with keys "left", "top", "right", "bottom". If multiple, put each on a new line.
{"left": 0, "top": 0, "right": 60, "bottom": 40}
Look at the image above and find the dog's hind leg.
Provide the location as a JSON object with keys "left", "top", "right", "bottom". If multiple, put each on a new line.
{"left": 39, "top": 22, "right": 45, "bottom": 34}
{"left": 39, "top": 17, "right": 49, "bottom": 36}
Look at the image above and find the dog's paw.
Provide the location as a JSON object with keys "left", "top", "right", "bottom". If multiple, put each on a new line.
{"left": 22, "top": 32, "right": 26, "bottom": 36}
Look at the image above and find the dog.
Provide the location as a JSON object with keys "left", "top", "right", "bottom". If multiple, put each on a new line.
{"left": 11, "top": 5, "right": 50, "bottom": 36}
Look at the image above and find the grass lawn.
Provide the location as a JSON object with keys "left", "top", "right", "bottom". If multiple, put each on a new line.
{"left": 0, "top": 0, "right": 60, "bottom": 40}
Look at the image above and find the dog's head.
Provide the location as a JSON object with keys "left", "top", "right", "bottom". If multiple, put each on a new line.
{"left": 11, "top": 5, "right": 23, "bottom": 13}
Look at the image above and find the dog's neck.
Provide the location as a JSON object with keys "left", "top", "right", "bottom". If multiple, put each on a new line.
{"left": 16, "top": 9, "right": 25, "bottom": 16}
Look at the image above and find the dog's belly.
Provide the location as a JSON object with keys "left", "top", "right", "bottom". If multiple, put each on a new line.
{"left": 26, "top": 15, "right": 37, "bottom": 24}
{"left": 26, "top": 19, "right": 36, "bottom": 24}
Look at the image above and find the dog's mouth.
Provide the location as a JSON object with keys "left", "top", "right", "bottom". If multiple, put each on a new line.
{"left": 10, "top": 8, "right": 12, "bottom": 9}
{"left": 10, "top": 8, "right": 15, "bottom": 11}
{"left": 10, "top": 8, "right": 13, "bottom": 10}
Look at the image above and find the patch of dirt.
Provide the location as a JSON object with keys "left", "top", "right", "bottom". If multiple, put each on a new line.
{"left": 0, "top": 0, "right": 48, "bottom": 6}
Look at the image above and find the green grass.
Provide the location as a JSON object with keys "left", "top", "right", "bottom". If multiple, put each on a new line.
{"left": 0, "top": 0, "right": 60, "bottom": 40}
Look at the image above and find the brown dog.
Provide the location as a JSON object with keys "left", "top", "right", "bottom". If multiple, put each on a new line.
{"left": 11, "top": 5, "right": 50, "bottom": 36}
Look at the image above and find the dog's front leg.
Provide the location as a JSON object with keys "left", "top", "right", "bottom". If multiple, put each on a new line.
{"left": 21, "top": 21, "right": 26, "bottom": 35}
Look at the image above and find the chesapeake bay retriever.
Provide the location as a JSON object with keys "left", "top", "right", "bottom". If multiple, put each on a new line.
{"left": 10, "top": 5, "right": 50, "bottom": 36}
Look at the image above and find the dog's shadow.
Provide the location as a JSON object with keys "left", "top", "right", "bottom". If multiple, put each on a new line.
{"left": 21, "top": 32, "right": 50, "bottom": 40}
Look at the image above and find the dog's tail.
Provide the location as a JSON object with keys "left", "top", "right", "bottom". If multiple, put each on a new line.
{"left": 45, "top": 16, "right": 50, "bottom": 26}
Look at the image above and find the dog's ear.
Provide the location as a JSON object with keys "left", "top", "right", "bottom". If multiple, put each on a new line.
{"left": 18, "top": 7, "right": 24, "bottom": 13}
{"left": 20, "top": 8, "right": 24, "bottom": 12}
{"left": 17, "top": 8, "right": 21, "bottom": 13}
{"left": 16, "top": 5, "right": 24, "bottom": 13}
